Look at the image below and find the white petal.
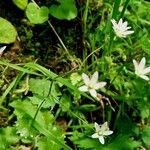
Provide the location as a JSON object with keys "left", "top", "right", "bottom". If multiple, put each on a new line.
{"left": 143, "top": 67, "right": 150, "bottom": 74}
{"left": 122, "top": 21, "right": 128, "bottom": 29}
{"left": 90, "top": 71, "right": 98, "bottom": 86}
{"left": 0, "top": 46, "right": 6, "bottom": 55}
{"left": 111, "top": 19, "right": 117, "bottom": 28}
{"left": 99, "top": 136, "right": 105, "bottom": 144}
{"left": 91, "top": 133, "right": 99, "bottom": 139}
{"left": 133, "top": 59, "right": 138, "bottom": 71}
{"left": 103, "top": 130, "right": 113, "bottom": 136}
{"left": 140, "top": 75, "right": 149, "bottom": 81}
{"left": 123, "top": 30, "right": 134, "bottom": 35}
{"left": 82, "top": 73, "right": 90, "bottom": 85}
{"left": 118, "top": 18, "right": 123, "bottom": 27}
{"left": 79, "top": 85, "right": 88, "bottom": 91}
{"left": 101, "top": 122, "right": 108, "bottom": 131}
{"left": 94, "top": 122, "right": 100, "bottom": 132}
{"left": 89, "top": 89, "right": 97, "bottom": 98}
{"left": 139, "top": 57, "right": 146, "bottom": 71}
{"left": 95, "top": 82, "right": 107, "bottom": 89}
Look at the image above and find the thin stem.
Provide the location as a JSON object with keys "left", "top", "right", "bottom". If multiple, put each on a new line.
{"left": 82, "top": 0, "right": 90, "bottom": 62}
{"left": 31, "top": 0, "right": 70, "bottom": 56}
{"left": 47, "top": 21, "right": 70, "bottom": 55}
{"left": 83, "top": 0, "right": 89, "bottom": 34}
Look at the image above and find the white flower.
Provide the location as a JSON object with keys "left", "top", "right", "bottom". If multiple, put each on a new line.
{"left": 133, "top": 57, "right": 150, "bottom": 81}
{"left": 91, "top": 122, "right": 113, "bottom": 144}
{"left": 111, "top": 18, "right": 134, "bottom": 38}
{"left": 79, "top": 71, "right": 106, "bottom": 98}
{"left": 0, "top": 46, "right": 6, "bottom": 55}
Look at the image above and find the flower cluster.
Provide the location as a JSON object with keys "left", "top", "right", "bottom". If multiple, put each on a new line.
{"left": 111, "top": 18, "right": 150, "bottom": 80}
{"left": 77, "top": 18, "right": 150, "bottom": 145}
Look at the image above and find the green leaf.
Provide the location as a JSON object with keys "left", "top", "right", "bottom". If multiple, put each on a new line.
{"left": 10, "top": 100, "right": 71, "bottom": 150}
{"left": 0, "top": 17, "right": 17, "bottom": 44}
{"left": 26, "top": 3, "right": 49, "bottom": 24}
{"left": 0, "top": 127, "right": 19, "bottom": 149}
{"left": 29, "top": 78, "right": 52, "bottom": 97}
{"left": 35, "top": 125, "right": 64, "bottom": 150}
{"left": 107, "top": 135, "right": 141, "bottom": 150}
{"left": 12, "top": 0, "right": 28, "bottom": 10}
{"left": 49, "top": 0, "right": 77, "bottom": 20}
{"left": 142, "top": 127, "right": 150, "bottom": 147}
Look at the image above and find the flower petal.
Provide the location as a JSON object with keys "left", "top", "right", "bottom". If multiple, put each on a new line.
{"left": 143, "top": 67, "right": 150, "bottom": 75}
{"left": 140, "top": 75, "right": 149, "bottom": 81}
{"left": 123, "top": 30, "right": 134, "bottom": 35}
{"left": 122, "top": 21, "right": 128, "bottom": 29}
{"left": 0, "top": 46, "right": 7, "bottom": 55}
{"left": 103, "top": 130, "right": 113, "bottom": 136}
{"left": 95, "top": 82, "right": 107, "bottom": 89}
{"left": 101, "top": 122, "right": 108, "bottom": 131}
{"left": 99, "top": 136, "right": 105, "bottom": 144}
{"left": 82, "top": 73, "right": 90, "bottom": 85}
{"left": 139, "top": 57, "right": 146, "bottom": 71}
{"left": 79, "top": 85, "right": 88, "bottom": 92}
{"left": 118, "top": 18, "right": 123, "bottom": 27}
{"left": 94, "top": 122, "right": 100, "bottom": 132}
{"left": 90, "top": 71, "right": 98, "bottom": 86}
{"left": 133, "top": 59, "right": 138, "bottom": 71}
{"left": 89, "top": 89, "right": 97, "bottom": 98}
{"left": 111, "top": 19, "right": 117, "bottom": 28}
{"left": 91, "top": 133, "right": 99, "bottom": 139}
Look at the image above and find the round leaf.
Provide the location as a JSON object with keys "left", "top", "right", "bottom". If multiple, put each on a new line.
{"left": 12, "top": 0, "right": 28, "bottom": 10}
{"left": 49, "top": 0, "right": 77, "bottom": 20}
{"left": 26, "top": 3, "right": 49, "bottom": 24}
{"left": 0, "top": 17, "right": 17, "bottom": 44}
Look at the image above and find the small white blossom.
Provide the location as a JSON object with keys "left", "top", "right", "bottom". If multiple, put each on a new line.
{"left": 111, "top": 18, "right": 134, "bottom": 38}
{"left": 79, "top": 71, "right": 106, "bottom": 98}
{"left": 0, "top": 46, "right": 6, "bottom": 55}
{"left": 91, "top": 122, "right": 113, "bottom": 144}
{"left": 133, "top": 57, "right": 150, "bottom": 81}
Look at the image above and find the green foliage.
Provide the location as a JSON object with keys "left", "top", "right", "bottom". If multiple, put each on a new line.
{"left": 49, "top": 0, "right": 77, "bottom": 20}
{"left": 0, "top": 17, "right": 17, "bottom": 44}
{"left": 1, "top": 0, "right": 150, "bottom": 149}
{"left": 0, "top": 127, "right": 19, "bottom": 150}
{"left": 28, "top": 78, "right": 61, "bottom": 108}
{"left": 26, "top": 3, "right": 49, "bottom": 24}
{"left": 12, "top": 0, "right": 28, "bottom": 10}
{"left": 141, "top": 37, "right": 150, "bottom": 55}
{"left": 10, "top": 99, "right": 71, "bottom": 150}
{"left": 142, "top": 127, "right": 150, "bottom": 147}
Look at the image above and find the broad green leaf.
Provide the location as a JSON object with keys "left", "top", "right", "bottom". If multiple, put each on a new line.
{"left": 26, "top": 3, "right": 49, "bottom": 24}
{"left": 0, "top": 17, "right": 17, "bottom": 44}
{"left": 12, "top": 0, "right": 28, "bottom": 10}
{"left": 49, "top": 0, "right": 77, "bottom": 20}
{"left": 10, "top": 100, "right": 71, "bottom": 150}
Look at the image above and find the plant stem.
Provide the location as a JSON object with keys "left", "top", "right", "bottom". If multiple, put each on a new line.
{"left": 31, "top": 0, "right": 70, "bottom": 56}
